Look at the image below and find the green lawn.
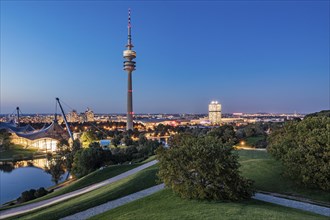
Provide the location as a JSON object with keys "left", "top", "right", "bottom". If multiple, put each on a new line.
{"left": 237, "top": 150, "right": 330, "bottom": 203}
{"left": 38, "top": 164, "right": 142, "bottom": 200}
{"left": 90, "top": 189, "right": 327, "bottom": 220}
{"left": 9, "top": 165, "right": 159, "bottom": 220}
{"left": 0, "top": 145, "right": 44, "bottom": 160}
{"left": 1, "top": 157, "right": 156, "bottom": 210}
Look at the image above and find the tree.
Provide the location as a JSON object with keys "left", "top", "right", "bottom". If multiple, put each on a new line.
{"left": 304, "top": 110, "right": 330, "bottom": 118}
{"left": 268, "top": 116, "right": 330, "bottom": 190}
{"left": 122, "top": 135, "right": 133, "bottom": 146}
{"left": 80, "top": 130, "right": 97, "bottom": 147}
{"left": 72, "top": 144, "right": 112, "bottom": 177}
{"left": 0, "top": 129, "right": 12, "bottom": 151}
{"left": 207, "top": 125, "right": 238, "bottom": 145}
{"left": 157, "top": 134, "right": 254, "bottom": 201}
{"left": 65, "top": 139, "right": 82, "bottom": 174}
{"left": 45, "top": 153, "right": 65, "bottom": 184}
{"left": 138, "top": 134, "right": 148, "bottom": 146}
{"left": 112, "top": 135, "right": 121, "bottom": 147}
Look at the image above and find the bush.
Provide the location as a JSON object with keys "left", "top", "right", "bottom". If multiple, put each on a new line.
{"left": 34, "top": 187, "right": 48, "bottom": 198}
{"left": 157, "top": 134, "right": 254, "bottom": 201}
{"left": 17, "top": 187, "right": 49, "bottom": 203}
{"left": 268, "top": 116, "right": 330, "bottom": 191}
{"left": 18, "top": 189, "right": 36, "bottom": 203}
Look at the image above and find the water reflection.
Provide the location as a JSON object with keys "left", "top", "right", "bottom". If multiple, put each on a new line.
{"left": 0, "top": 163, "right": 15, "bottom": 173}
{"left": 0, "top": 158, "right": 49, "bottom": 172}
{"left": 0, "top": 158, "right": 66, "bottom": 205}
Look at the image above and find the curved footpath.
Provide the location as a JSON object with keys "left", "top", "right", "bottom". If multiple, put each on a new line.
{"left": 62, "top": 185, "right": 330, "bottom": 220}
{"left": 61, "top": 184, "right": 165, "bottom": 220}
{"left": 1, "top": 159, "right": 329, "bottom": 219}
{"left": 0, "top": 160, "right": 158, "bottom": 220}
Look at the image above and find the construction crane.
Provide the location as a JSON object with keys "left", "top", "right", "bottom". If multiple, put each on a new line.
{"left": 56, "top": 97, "right": 74, "bottom": 141}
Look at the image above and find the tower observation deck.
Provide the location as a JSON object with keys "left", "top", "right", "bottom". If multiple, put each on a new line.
{"left": 123, "top": 9, "right": 136, "bottom": 130}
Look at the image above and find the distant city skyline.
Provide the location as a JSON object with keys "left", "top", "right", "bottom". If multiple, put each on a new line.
{"left": 1, "top": 1, "right": 329, "bottom": 114}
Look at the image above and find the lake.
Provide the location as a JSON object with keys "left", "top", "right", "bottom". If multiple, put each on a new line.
{"left": 0, "top": 159, "right": 66, "bottom": 205}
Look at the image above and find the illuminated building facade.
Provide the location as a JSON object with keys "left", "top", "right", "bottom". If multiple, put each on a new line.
{"left": 85, "top": 108, "right": 94, "bottom": 122}
{"left": 208, "top": 101, "right": 222, "bottom": 124}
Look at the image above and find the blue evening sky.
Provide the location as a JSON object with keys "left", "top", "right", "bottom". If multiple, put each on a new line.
{"left": 1, "top": 1, "right": 329, "bottom": 114}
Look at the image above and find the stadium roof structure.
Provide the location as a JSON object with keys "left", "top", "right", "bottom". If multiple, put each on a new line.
{"left": 0, "top": 121, "right": 35, "bottom": 133}
{"left": 0, "top": 120, "right": 69, "bottom": 141}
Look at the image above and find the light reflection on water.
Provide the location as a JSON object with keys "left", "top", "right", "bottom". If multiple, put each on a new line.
{"left": 0, "top": 159, "right": 66, "bottom": 205}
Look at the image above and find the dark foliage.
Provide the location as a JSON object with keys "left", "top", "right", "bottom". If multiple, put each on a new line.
{"left": 157, "top": 133, "right": 254, "bottom": 201}
{"left": 17, "top": 187, "right": 49, "bottom": 203}
{"left": 268, "top": 116, "right": 330, "bottom": 191}
{"left": 71, "top": 143, "right": 112, "bottom": 177}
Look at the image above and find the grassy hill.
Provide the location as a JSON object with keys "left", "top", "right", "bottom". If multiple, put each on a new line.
{"left": 90, "top": 189, "right": 327, "bottom": 220}
{"left": 5, "top": 151, "right": 329, "bottom": 219}
{"left": 237, "top": 150, "right": 329, "bottom": 203}
{"left": 8, "top": 165, "right": 159, "bottom": 220}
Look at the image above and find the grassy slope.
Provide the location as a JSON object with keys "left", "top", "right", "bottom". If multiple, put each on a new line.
{"left": 237, "top": 150, "right": 329, "bottom": 203}
{"left": 90, "top": 189, "right": 327, "bottom": 220}
{"left": 42, "top": 156, "right": 157, "bottom": 199}
{"left": 10, "top": 165, "right": 159, "bottom": 220}
{"left": 0, "top": 145, "right": 43, "bottom": 160}
{"left": 1, "top": 158, "right": 154, "bottom": 210}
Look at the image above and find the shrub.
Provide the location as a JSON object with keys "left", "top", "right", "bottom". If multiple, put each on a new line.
{"left": 18, "top": 189, "right": 36, "bottom": 203}
{"left": 34, "top": 187, "right": 48, "bottom": 198}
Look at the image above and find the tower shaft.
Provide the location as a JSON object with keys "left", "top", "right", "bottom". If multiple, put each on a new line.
{"left": 127, "top": 71, "right": 133, "bottom": 130}
{"left": 123, "top": 8, "right": 136, "bottom": 131}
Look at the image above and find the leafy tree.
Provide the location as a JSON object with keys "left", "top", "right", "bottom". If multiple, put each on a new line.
{"left": 45, "top": 154, "right": 65, "bottom": 184}
{"left": 0, "top": 129, "right": 12, "bottom": 151}
{"left": 122, "top": 135, "right": 133, "bottom": 146}
{"left": 268, "top": 116, "right": 330, "bottom": 190}
{"left": 157, "top": 134, "right": 254, "bottom": 201}
{"left": 112, "top": 135, "right": 121, "bottom": 147}
{"left": 65, "top": 139, "right": 82, "bottom": 174}
{"left": 138, "top": 134, "right": 148, "bottom": 146}
{"left": 89, "top": 141, "right": 101, "bottom": 149}
{"left": 207, "top": 125, "right": 238, "bottom": 145}
{"left": 72, "top": 144, "right": 112, "bottom": 177}
{"left": 80, "top": 130, "right": 97, "bottom": 147}
{"left": 304, "top": 110, "right": 330, "bottom": 118}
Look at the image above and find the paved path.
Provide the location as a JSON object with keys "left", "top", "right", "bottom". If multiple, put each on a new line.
{"left": 61, "top": 184, "right": 165, "bottom": 220}
{"left": 0, "top": 160, "right": 158, "bottom": 219}
{"left": 62, "top": 186, "right": 330, "bottom": 220}
{"left": 253, "top": 193, "right": 330, "bottom": 217}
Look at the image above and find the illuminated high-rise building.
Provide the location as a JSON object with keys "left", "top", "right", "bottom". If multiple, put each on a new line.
{"left": 123, "top": 9, "right": 136, "bottom": 130}
{"left": 208, "top": 101, "right": 222, "bottom": 124}
{"left": 67, "top": 110, "right": 79, "bottom": 123}
{"left": 85, "top": 108, "right": 94, "bottom": 122}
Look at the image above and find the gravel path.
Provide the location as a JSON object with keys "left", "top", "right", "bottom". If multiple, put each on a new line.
{"left": 253, "top": 193, "right": 330, "bottom": 217}
{"left": 61, "top": 184, "right": 165, "bottom": 220}
{"left": 0, "top": 160, "right": 158, "bottom": 220}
